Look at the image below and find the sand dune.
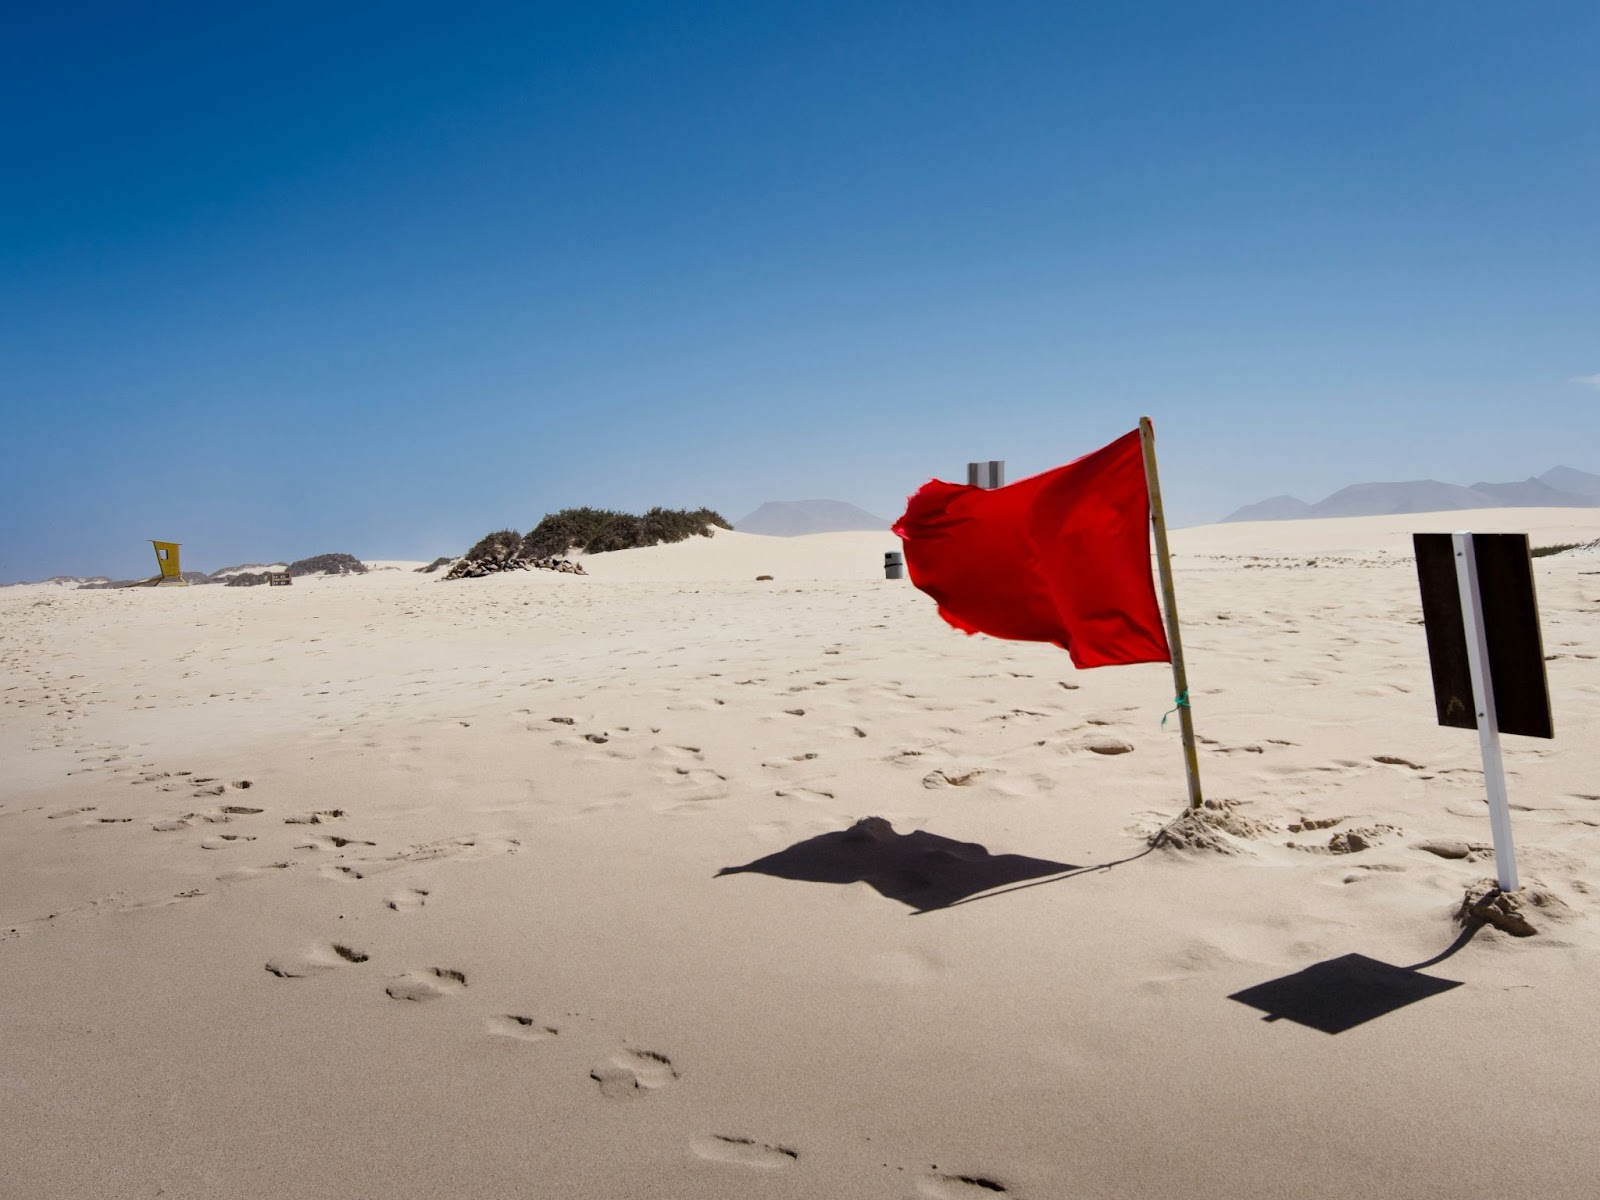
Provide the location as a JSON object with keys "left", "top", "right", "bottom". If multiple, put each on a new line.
{"left": 1177, "top": 505, "right": 1600, "bottom": 558}
{"left": 3, "top": 508, "right": 1599, "bottom": 1199}
{"left": 575, "top": 526, "right": 901, "bottom": 580}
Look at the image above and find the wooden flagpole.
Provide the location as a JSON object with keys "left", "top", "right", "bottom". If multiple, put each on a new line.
{"left": 1138, "top": 417, "right": 1203, "bottom": 810}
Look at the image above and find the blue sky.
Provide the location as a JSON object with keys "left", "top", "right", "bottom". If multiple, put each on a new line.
{"left": 4, "top": 2, "right": 1597, "bottom": 580}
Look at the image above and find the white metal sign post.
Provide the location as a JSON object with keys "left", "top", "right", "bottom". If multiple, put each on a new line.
{"left": 1452, "top": 531, "right": 1520, "bottom": 892}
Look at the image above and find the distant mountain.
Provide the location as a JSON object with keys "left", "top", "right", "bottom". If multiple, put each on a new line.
{"left": 1468, "top": 479, "right": 1581, "bottom": 507}
{"left": 1539, "top": 466, "right": 1600, "bottom": 499}
{"left": 734, "top": 500, "right": 890, "bottom": 536}
{"left": 1224, "top": 495, "right": 1313, "bottom": 523}
{"left": 1310, "top": 481, "right": 1497, "bottom": 518}
{"left": 1222, "top": 466, "right": 1600, "bottom": 522}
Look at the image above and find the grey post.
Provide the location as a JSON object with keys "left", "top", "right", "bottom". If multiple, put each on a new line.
{"left": 884, "top": 551, "right": 904, "bottom": 580}
{"left": 967, "top": 460, "right": 1005, "bottom": 489}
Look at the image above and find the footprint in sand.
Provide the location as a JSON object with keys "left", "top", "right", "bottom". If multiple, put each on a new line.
{"left": 485, "top": 1014, "right": 558, "bottom": 1041}
{"left": 385, "top": 887, "right": 429, "bottom": 912}
{"left": 265, "top": 942, "right": 370, "bottom": 978}
{"left": 177, "top": 809, "right": 242, "bottom": 826}
{"left": 774, "top": 786, "right": 835, "bottom": 803}
{"left": 297, "top": 834, "right": 375, "bottom": 851}
{"left": 1415, "top": 840, "right": 1493, "bottom": 861}
{"left": 922, "top": 768, "right": 986, "bottom": 788}
{"left": 672, "top": 767, "right": 728, "bottom": 787}
{"left": 321, "top": 864, "right": 365, "bottom": 881}
{"left": 916, "top": 1171, "right": 1012, "bottom": 1197}
{"left": 385, "top": 967, "right": 467, "bottom": 1001}
{"left": 200, "top": 833, "right": 257, "bottom": 849}
{"left": 590, "top": 1049, "right": 677, "bottom": 1098}
{"left": 217, "top": 862, "right": 295, "bottom": 883}
{"left": 383, "top": 836, "right": 521, "bottom": 866}
{"left": 690, "top": 1135, "right": 798, "bottom": 1169}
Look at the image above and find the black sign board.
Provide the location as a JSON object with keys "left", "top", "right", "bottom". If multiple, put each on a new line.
{"left": 1412, "top": 533, "right": 1552, "bottom": 739}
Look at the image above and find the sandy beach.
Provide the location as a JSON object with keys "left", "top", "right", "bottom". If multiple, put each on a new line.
{"left": 4, "top": 509, "right": 1599, "bottom": 1200}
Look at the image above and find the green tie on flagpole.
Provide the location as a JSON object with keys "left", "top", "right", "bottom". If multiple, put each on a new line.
{"left": 1139, "top": 416, "right": 1204, "bottom": 811}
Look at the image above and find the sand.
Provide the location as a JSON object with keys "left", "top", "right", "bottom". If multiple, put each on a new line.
{"left": 3, "top": 509, "right": 1599, "bottom": 1199}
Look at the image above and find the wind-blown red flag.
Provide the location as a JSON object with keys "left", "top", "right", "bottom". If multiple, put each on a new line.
{"left": 892, "top": 430, "right": 1171, "bottom": 669}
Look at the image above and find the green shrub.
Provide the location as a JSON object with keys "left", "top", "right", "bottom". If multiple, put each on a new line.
{"left": 1530, "top": 543, "right": 1581, "bottom": 558}
{"left": 519, "top": 507, "right": 729, "bottom": 559}
{"left": 287, "top": 553, "right": 368, "bottom": 577}
{"left": 446, "top": 509, "right": 730, "bottom": 579}
{"left": 521, "top": 508, "right": 618, "bottom": 557}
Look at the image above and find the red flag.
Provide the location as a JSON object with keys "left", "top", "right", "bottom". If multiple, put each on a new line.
{"left": 892, "top": 430, "right": 1171, "bottom": 669}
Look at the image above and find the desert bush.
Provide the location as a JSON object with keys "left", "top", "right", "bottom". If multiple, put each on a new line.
{"left": 416, "top": 556, "right": 456, "bottom": 573}
{"left": 287, "top": 553, "right": 368, "bottom": 577}
{"left": 520, "top": 507, "right": 729, "bottom": 559}
{"left": 520, "top": 509, "right": 621, "bottom": 559}
{"left": 641, "top": 505, "right": 730, "bottom": 544}
{"left": 443, "top": 508, "right": 728, "bottom": 580}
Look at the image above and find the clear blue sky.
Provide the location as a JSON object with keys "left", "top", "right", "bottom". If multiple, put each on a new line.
{"left": 4, "top": 2, "right": 1597, "bottom": 580}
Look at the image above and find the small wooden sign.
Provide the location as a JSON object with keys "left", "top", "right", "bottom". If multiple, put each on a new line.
{"left": 268, "top": 573, "right": 293, "bottom": 587}
{"left": 1413, "top": 533, "right": 1552, "bottom": 739}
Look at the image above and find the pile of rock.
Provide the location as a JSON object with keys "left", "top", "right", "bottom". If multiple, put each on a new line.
{"left": 440, "top": 528, "right": 588, "bottom": 580}
{"left": 444, "top": 555, "right": 586, "bottom": 581}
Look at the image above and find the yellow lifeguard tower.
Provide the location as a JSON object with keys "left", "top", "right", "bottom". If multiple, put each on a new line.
{"left": 149, "top": 540, "right": 189, "bottom": 586}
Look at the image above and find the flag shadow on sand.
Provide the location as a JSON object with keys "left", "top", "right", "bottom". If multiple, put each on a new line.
{"left": 1229, "top": 927, "right": 1476, "bottom": 1034}
{"left": 716, "top": 816, "right": 1075, "bottom": 912}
